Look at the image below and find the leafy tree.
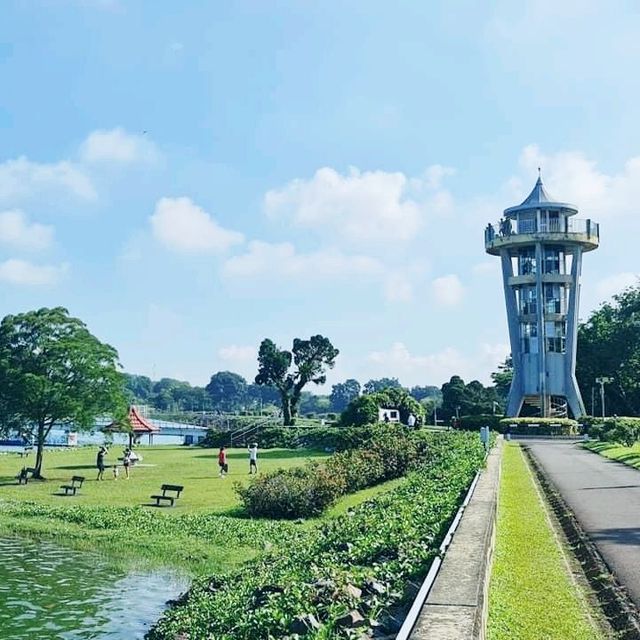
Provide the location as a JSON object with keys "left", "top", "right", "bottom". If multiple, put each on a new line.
{"left": 440, "top": 376, "right": 498, "bottom": 420}
{"left": 0, "top": 307, "right": 127, "bottom": 477}
{"left": 363, "top": 377, "right": 402, "bottom": 394}
{"left": 490, "top": 357, "right": 513, "bottom": 405}
{"left": 577, "top": 284, "right": 640, "bottom": 416}
{"left": 299, "top": 392, "right": 331, "bottom": 415}
{"left": 409, "top": 385, "right": 441, "bottom": 402}
{"left": 206, "top": 371, "right": 247, "bottom": 412}
{"left": 340, "top": 386, "right": 424, "bottom": 427}
{"left": 246, "top": 383, "right": 280, "bottom": 411}
{"left": 255, "top": 335, "right": 339, "bottom": 425}
{"left": 330, "top": 379, "right": 361, "bottom": 412}
{"left": 123, "top": 373, "right": 153, "bottom": 403}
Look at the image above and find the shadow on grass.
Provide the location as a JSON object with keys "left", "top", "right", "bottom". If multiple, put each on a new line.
{"left": 54, "top": 464, "right": 98, "bottom": 471}
{"left": 584, "top": 442, "right": 617, "bottom": 453}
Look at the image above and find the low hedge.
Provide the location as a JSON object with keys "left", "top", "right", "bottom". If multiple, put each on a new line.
{"left": 459, "top": 414, "right": 503, "bottom": 431}
{"left": 586, "top": 417, "right": 640, "bottom": 446}
{"left": 498, "top": 417, "right": 579, "bottom": 436}
{"left": 148, "top": 431, "right": 486, "bottom": 640}
{"left": 203, "top": 425, "right": 377, "bottom": 451}
{"left": 235, "top": 425, "right": 422, "bottom": 519}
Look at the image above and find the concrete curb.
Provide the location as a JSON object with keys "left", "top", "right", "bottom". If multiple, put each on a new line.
{"left": 409, "top": 438, "right": 503, "bottom": 640}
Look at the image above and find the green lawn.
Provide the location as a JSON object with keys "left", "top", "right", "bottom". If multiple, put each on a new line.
{"left": 0, "top": 445, "right": 328, "bottom": 512}
{"left": 583, "top": 440, "right": 640, "bottom": 469}
{"left": 0, "top": 444, "right": 408, "bottom": 574}
{"left": 488, "top": 443, "right": 602, "bottom": 640}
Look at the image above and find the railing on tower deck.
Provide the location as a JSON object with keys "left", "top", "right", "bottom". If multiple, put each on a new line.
{"left": 485, "top": 218, "right": 599, "bottom": 244}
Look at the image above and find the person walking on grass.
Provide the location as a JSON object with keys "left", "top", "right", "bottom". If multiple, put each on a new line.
{"left": 248, "top": 442, "right": 258, "bottom": 474}
{"left": 123, "top": 447, "right": 132, "bottom": 479}
{"left": 218, "top": 446, "right": 228, "bottom": 477}
{"left": 96, "top": 446, "right": 108, "bottom": 481}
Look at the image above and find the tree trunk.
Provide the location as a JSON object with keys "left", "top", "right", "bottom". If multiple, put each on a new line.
{"left": 281, "top": 393, "right": 294, "bottom": 426}
{"left": 34, "top": 422, "right": 46, "bottom": 479}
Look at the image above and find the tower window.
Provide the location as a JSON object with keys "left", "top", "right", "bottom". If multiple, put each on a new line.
{"left": 518, "top": 249, "right": 537, "bottom": 276}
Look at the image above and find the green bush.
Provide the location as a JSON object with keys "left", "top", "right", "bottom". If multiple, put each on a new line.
{"left": 236, "top": 425, "right": 422, "bottom": 519}
{"left": 149, "top": 431, "right": 486, "bottom": 640}
{"left": 459, "top": 414, "right": 503, "bottom": 431}
{"left": 202, "top": 425, "right": 378, "bottom": 450}
{"left": 588, "top": 417, "right": 640, "bottom": 446}
{"left": 339, "top": 387, "right": 424, "bottom": 427}
{"left": 498, "top": 417, "right": 578, "bottom": 436}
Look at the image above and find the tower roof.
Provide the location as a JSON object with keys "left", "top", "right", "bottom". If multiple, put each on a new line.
{"left": 504, "top": 175, "right": 578, "bottom": 217}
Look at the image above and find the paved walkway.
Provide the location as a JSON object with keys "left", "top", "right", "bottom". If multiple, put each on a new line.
{"left": 526, "top": 440, "right": 640, "bottom": 607}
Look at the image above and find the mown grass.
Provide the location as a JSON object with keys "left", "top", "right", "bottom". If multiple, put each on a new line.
{"left": 0, "top": 445, "right": 408, "bottom": 574}
{"left": 583, "top": 440, "right": 640, "bottom": 470}
{"left": 488, "top": 443, "right": 602, "bottom": 640}
{"left": 0, "top": 445, "right": 329, "bottom": 512}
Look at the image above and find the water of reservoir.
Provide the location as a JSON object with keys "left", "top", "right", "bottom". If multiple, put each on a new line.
{"left": 0, "top": 537, "right": 189, "bottom": 639}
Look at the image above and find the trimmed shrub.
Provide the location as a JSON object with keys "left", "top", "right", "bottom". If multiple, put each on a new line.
{"left": 498, "top": 417, "right": 578, "bottom": 436}
{"left": 459, "top": 414, "right": 503, "bottom": 431}
{"left": 236, "top": 425, "right": 422, "bottom": 519}
{"left": 587, "top": 417, "right": 640, "bottom": 446}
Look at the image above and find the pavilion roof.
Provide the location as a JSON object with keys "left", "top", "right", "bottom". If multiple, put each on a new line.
{"left": 106, "top": 406, "right": 160, "bottom": 433}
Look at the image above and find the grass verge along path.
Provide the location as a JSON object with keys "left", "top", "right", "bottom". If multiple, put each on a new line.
{"left": 488, "top": 443, "right": 602, "bottom": 640}
{"left": 583, "top": 440, "right": 640, "bottom": 470}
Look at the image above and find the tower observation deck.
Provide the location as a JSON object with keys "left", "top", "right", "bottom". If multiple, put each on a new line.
{"left": 485, "top": 175, "right": 599, "bottom": 418}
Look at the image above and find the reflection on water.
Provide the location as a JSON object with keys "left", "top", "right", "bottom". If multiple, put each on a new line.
{"left": 0, "top": 537, "right": 189, "bottom": 639}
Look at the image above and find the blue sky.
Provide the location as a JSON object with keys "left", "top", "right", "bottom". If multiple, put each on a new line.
{"left": 1, "top": 0, "right": 639, "bottom": 389}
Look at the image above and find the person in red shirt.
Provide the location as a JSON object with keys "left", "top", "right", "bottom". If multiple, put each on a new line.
{"left": 218, "top": 446, "right": 228, "bottom": 477}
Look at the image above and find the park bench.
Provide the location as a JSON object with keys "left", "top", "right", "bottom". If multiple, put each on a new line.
{"left": 150, "top": 484, "right": 184, "bottom": 507}
{"left": 60, "top": 476, "right": 85, "bottom": 496}
{"left": 16, "top": 467, "right": 37, "bottom": 484}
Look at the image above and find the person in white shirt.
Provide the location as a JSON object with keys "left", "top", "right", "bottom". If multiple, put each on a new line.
{"left": 248, "top": 443, "right": 258, "bottom": 474}
{"left": 407, "top": 413, "right": 417, "bottom": 428}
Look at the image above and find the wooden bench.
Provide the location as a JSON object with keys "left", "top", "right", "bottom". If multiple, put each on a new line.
{"left": 150, "top": 484, "right": 184, "bottom": 507}
{"left": 16, "top": 467, "right": 37, "bottom": 484}
{"left": 60, "top": 476, "right": 85, "bottom": 496}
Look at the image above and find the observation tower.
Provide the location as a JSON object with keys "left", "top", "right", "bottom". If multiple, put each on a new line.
{"left": 484, "top": 174, "right": 600, "bottom": 418}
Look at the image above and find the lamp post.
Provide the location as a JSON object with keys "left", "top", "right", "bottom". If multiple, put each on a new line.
{"left": 595, "top": 377, "right": 612, "bottom": 418}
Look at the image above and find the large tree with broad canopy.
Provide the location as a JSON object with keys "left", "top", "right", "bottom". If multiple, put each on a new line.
{"left": 0, "top": 307, "right": 128, "bottom": 477}
{"left": 255, "top": 335, "right": 339, "bottom": 425}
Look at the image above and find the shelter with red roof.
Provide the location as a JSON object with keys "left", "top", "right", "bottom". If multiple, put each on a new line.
{"left": 105, "top": 405, "right": 160, "bottom": 445}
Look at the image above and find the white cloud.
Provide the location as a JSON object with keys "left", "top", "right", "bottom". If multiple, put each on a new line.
{"left": 384, "top": 273, "right": 414, "bottom": 302}
{"left": 595, "top": 272, "right": 639, "bottom": 301}
{"left": 0, "top": 156, "right": 96, "bottom": 203}
{"left": 217, "top": 344, "right": 257, "bottom": 379}
{"left": 80, "top": 127, "right": 160, "bottom": 164}
{"left": 515, "top": 144, "right": 640, "bottom": 221}
{"left": 367, "top": 341, "right": 510, "bottom": 386}
{"left": 222, "top": 241, "right": 382, "bottom": 280}
{"left": 264, "top": 165, "right": 453, "bottom": 244}
{"left": 0, "top": 210, "right": 54, "bottom": 251}
{"left": 0, "top": 259, "right": 68, "bottom": 285}
{"left": 472, "top": 261, "right": 500, "bottom": 277}
{"left": 150, "top": 197, "right": 244, "bottom": 254}
{"left": 431, "top": 274, "right": 464, "bottom": 307}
